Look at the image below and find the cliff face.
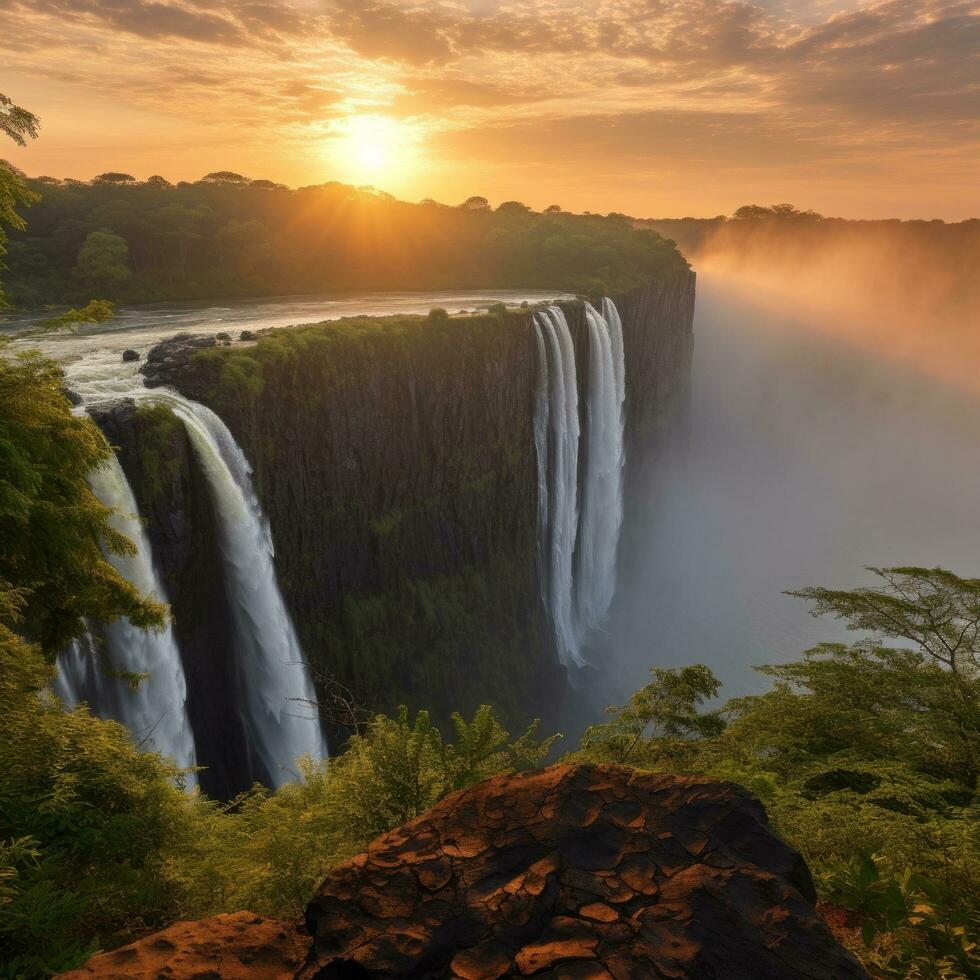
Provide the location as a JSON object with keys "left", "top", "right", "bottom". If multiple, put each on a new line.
{"left": 122, "top": 270, "right": 695, "bottom": 754}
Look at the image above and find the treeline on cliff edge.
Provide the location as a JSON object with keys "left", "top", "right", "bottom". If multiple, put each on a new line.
{"left": 1, "top": 172, "right": 688, "bottom": 308}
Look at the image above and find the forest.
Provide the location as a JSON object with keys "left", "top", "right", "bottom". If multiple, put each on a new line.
{"left": 0, "top": 173, "right": 686, "bottom": 309}
{"left": 0, "top": 351, "right": 977, "bottom": 977}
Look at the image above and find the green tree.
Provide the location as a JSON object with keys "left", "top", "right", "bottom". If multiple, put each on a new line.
{"left": 0, "top": 352, "right": 165, "bottom": 656}
{"left": 72, "top": 230, "right": 131, "bottom": 294}
{"left": 0, "top": 93, "right": 40, "bottom": 308}
{"left": 0, "top": 94, "right": 39, "bottom": 147}
{"left": 215, "top": 219, "right": 271, "bottom": 279}
{"left": 789, "top": 565, "right": 980, "bottom": 675}
{"left": 579, "top": 664, "right": 725, "bottom": 765}
{"left": 91, "top": 172, "right": 136, "bottom": 186}
{"left": 0, "top": 603, "right": 192, "bottom": 976}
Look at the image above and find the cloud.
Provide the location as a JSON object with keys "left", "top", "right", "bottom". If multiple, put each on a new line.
{"left": 389, "top": 77, "right": 542, "bottom": 114}
{"left": 3, "top": 0, "right": 977, "bottom": 216}
{"left": 25, "top": 0, "right": 248, "bottom": 44}
{"left": 326, "top": 0, "right": 455, "bottom": 64}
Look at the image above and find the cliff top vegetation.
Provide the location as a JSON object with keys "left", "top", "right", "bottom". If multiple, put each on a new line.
{"left": 0, "top": 174, "right": 688, "bottom": 310}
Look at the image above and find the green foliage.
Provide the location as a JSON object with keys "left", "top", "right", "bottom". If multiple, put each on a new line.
{"left": 0, "top": 353, "right": 165, "bottom": 657}
{"left": 1, "top": 177, "right": 688, "bottom": 308}
{"left": 579, "top": 664, "right": 725, "bottom": 765}
{"left": 0, "top": 621, "right": 192, "bottom": 976}
{"left": 789, "top": 565, "right": 980, "bottom": 675}
{"left": 572, "top": 571, "right": 980, "bottom": 978}
{"left": 824, "top": 857, "right": 979, "bottom": 978}
{"left": 169, "top": 705, "right": 557, "bottom": 921}
{"left": 0, "top": 96, "right": 40, "bottom": 307}
{"left": 0, "top": 95, "right": 40, "bottom": 148}
{"left": 72, "top": 230, "right": 130, "bottom": 295}
{"left": 34, "top": 299, "right": 115, "bottom": 332}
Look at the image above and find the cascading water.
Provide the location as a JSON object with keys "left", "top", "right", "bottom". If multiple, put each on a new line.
{"left": 54, "top": 456, "right": 198, "bottom": 785}
{"left": 134, "top": 388, "right": 325, "bottom": 787}
{"left": 532, "top": 320, "right": 551, "bottom": 604}
{"left": 533, "top": 299, "right": 626, "bottom": 669}
{"left": 534, "top": 306, "right": 582, "bottom": 666}
{"left": 576, "top": 301, "right": 627, "bottom": 636}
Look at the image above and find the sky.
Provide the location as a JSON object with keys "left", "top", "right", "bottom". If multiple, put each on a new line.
{"left": 1, "top": 0, "right": 978, "bottom": 219}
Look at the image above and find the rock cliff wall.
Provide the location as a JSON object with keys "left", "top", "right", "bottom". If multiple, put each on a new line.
{"left": 102, "top": 269, "right": 695, "bottom": 762}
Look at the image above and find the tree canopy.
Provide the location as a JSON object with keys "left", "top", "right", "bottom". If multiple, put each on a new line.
{"left": 2, "top": 176, "right": 688, "bottom": 308}
{"left": 0, "top": 92, "right": 40, "bottom": 308}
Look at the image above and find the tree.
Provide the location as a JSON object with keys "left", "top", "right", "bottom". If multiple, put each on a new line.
{"left": 0, "top": 353, "right": 165, "bottom": 657}
{"left": 0, "top": 94, "right": 39, "bottom": 146}
{"left": 579, "top": 664, "right": 725, "bottom": 765}
{"left": 200, "top": 171, "right": 250, "bottom": 185}
{"left": 0, "top": 605, "right": 191, "bottom": 975}
{"left": 0, "top": 93, "right": 39, "bottom": 308}
{"left": 145, "top": 174, "right": 172, "bottom": 188}
{"left": 459, "top": 195, "right": 490, "bottom": 210}
{"left": 73, "top": 229, "right": 131, "bottom": 293}
{"left": 496, "top": 200, "right": 531, "bottom": 214}
{"left": 789, "top": 566, "right": 980, "bottom": 675}
{"left": 544, "top": 204, "right": 562, "bottom": 213}
{"left": 92, "top": 172, "right": 136, "bottom": 186}
{"left": 215, "top": 219, "right": 271, "bottom": 279}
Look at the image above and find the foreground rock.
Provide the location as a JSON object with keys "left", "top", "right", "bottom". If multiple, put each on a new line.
{"left": 59, "top": 911, "right": 305, "bottom": 979}
{"left": 301, "top": 764, "right": 866, "bottom": 979}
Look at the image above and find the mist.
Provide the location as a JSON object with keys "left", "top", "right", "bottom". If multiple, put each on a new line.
{"left": 600, "top": 221, "right": 980, "bottom": 703}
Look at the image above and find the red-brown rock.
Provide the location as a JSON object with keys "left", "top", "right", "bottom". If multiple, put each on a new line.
{"left": 300, "top": 764, "right": 867, "bottom": 978}
{"left": 58, "top": 910, "right": 306, "bottom": 979}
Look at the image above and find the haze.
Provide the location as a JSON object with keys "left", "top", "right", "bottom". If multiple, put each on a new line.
{"left": 601, "top": 220, "right": 980, "bottom": 705}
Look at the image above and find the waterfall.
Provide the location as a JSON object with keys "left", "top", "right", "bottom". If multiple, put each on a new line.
{"left": 532, "top": 320, "right": 551, "bottom": 604}
{"left": 532, "top": 299, "right": 626, "bottom": 668}
{"left": 135, "top": 389, "right": 325, "bottom": 786}
{"left": 54, "top": 456, "right": 198, "bottom": 786}
{"left": 576, "top": 301, "right": 627, "bottom": 636}
{"left": 534, "top": 306, "right": 582, "bottom": 666}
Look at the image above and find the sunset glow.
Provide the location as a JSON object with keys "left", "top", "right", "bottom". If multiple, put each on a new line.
{"left": 331, "top": 114, "right": 420, "bottom": 185}
{"left": 2, "top": 0, "right": 977, "bottom": 217}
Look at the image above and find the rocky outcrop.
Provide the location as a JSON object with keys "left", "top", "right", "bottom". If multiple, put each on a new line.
{"left": 301, "top": 764, "right": 866, "bottom": 979}
{"left": 58, "top": 764, "right": 863, "bottom": 979}
{"left": 58, "top": 911, "right": 306, "bottom": 979}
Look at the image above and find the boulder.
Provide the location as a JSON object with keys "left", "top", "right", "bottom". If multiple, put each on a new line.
{"left": 121, "top": 348, "right": 140, "bottom": 362}
{"left": 300, "top": 764, "right": 867, "bottom": 979}
{"left": 215, "top": 331, "right": 232, "bottom": 341}
{"left": 240, "top": 329, "right": 256, "bottom": 341}
{"left": 58, "top": 911, "right": 306, "bottom": 979}
{"left": 141, "top": 333, "right": 217, "bottom": 389}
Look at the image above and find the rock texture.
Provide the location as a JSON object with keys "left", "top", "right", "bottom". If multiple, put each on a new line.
{"left": 301, "top": 764, "right": 866, "bottom": 979}
{"left": 59, "top": 911, "right": 306, "bottom": 979}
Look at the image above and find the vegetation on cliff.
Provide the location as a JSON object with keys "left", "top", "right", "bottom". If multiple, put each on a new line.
{"left": 2, "top": 176, "right": 687, "bottom": 309}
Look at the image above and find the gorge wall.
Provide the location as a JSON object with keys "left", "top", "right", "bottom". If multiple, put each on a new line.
{"left": 97, "top": 269, "right": 694, "bottom": 792}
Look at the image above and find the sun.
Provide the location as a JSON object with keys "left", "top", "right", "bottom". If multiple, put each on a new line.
{"left": 333, "top": 114, "right": 416, "bottom": 183}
